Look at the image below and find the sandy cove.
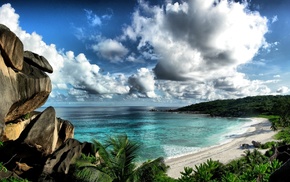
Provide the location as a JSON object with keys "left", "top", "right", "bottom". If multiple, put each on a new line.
{"left": 165, "top": 118, "right": 277, "bottom": 179}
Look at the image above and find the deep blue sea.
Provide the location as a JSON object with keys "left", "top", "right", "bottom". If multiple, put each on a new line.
{"left": 52, "top": 106, "right": 252, "bottom": 161}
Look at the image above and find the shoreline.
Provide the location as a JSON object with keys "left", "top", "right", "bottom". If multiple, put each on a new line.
{"left": 165, "top": 117, "right": 277, "bottom": 179}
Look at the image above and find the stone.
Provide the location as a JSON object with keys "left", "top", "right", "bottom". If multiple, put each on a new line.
{"left": 0, "top": 140, "right": 46, "bottom": 181}
{"left": 0, "top": 52, "right": 51, "bottom": 134}
{"left": 0, "top": 24, "right": 53, "bottom": 135}
{"left": 41, "top": 138, "right": 94, "bottom": 179}
{"left": 56, "top": 118, "right": 74, "bottom": 149}
{"left": 24, "top": 51, "right": 53, "bottom": 73}
{"left": 15, "top": 162, "right": 33, "bottom": 172}
{"left": 269, "top": 159, "right": 290, "bottom": 182}
{"left": 252, "top": 140, "right": 261, "bottom": 148}
{"left": 19, "top": 107, "right": 58, "bottom": 155}
{"left": 0, "top": 24, "right": 23, "bottom": 71}
{"left": 269, "top": 145, "right": 290, "bottom": 181}
{"left": 270, "top": 145, "right": 290, "bottom": 163}
{"left": 240, "top": 143, "right": 250, "bottom": 149}
{"left": 2, "top": 112, "right": 39, "bottom": 141}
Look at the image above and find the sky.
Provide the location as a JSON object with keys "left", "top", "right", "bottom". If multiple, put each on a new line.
{"left": 0, "top": 0, "right": 290, "bottom": 107}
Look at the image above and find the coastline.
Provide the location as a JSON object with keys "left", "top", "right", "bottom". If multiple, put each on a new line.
{"left": 165, "top": 117, "right": 277, "bottom": 179}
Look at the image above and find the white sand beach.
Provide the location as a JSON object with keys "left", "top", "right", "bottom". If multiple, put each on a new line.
{"left": 165, "top": 118, "right": 277, "bottom": 179}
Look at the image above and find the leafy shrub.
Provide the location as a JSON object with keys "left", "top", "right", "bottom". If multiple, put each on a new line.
{"left": 179, "top": 159, "right": 225, "bottom": 182}
{"left": 177, "top": 150, "right": 282, "bottom": 182}
{"left": 178, "top": 167, "right": 194, "bottom": 182}
{"left": 275, "top": 128, "right": 290, "bottom": 143}
{"left": 221, "top": 172, "right": 240, "bottom": 182}
{"left": 134, "top": 157, "right": 174, "bottom": 182}
{"left": 260, "top": 141, "right": 276, "bottom": 149}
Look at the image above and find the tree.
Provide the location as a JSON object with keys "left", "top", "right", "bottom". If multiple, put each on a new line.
{"left": 273, "top": 97, "right": 290, "bottom": 127}
{"left": 92, "top": 134, "right": 169, "bottom": 182}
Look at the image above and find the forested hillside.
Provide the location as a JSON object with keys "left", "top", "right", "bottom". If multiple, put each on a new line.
{"left": 177, "top": 95, "right": 290, "bottom": 117}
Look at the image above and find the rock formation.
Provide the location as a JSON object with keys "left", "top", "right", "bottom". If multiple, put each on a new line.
{"left": 40, "top": 139, "right": 94, "bottom": 181}
{"left": 0, "top": 24, "right": 94, "bottom": 181}
{"left": 268, "top": 145, "right": 290, "bottom": 182}
{"left": 0, "top": 24, "right": 51, "bottom": 135}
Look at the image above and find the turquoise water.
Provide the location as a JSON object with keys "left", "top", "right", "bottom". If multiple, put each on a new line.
{"left": 53, "top": 106, "right": 251, "bottom": 161}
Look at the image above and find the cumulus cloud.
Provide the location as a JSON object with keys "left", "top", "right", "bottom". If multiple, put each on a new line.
{"left": 122, "top": 0, "right": 274, "bottom": 101}
{"left": 0, "top": 3, "right": 129, "bottom": 101}
{"left": 156, "top": 74, "right": 272, "bottom": 102}
{"left": 0, "top": 2, "right": 280, "bottom": 104}
{"left": 92, "top": 39, "right": 129, "bottom": 62}
{"left": 124, "top": 0, "right": 268, "bottom": 81}
{"left": 61, "top": 51, "right": 130, "bottom": 95}
{"left": 128, "top": 68, "right": 156, "bottom": 98}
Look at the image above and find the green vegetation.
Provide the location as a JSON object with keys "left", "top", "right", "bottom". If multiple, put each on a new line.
{"left": 177, "top": 150, "right": 282, "bottom": 182}
{"left": 170, "top": 95, "right": 290, "bottom": 181}
{"left": 3, "top": 95, "right": 290, "bottom": 181}
{"left": 177, "top": 95, "right": 290, "bottom": 117}
{"left": 70, "top": 134, "right": 171, "bottom": 182}
{"left": 69, "top": 135, "right": 285, "bottom": 182}
{"left": 68, "top": 95, "right": 290, "bottom": 181}
{"left": 20, "top": 113, "right": 31, "bottom": 120}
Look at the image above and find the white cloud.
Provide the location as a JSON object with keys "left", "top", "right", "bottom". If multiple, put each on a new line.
{"left": 276, "top": 86, "right": 289, "bottom": 94}
{"left": 0, "top": 3, "right": 19, "bottom": 32}
{"left": 124, "top": 0, "right": 268, "bottom": 81}
{"left": 0, "top": 3, "right": 130, "bottom": 101}
{"left": 128, "top": 68, "right": 156, "bottom": 98}
{"left": 92, "top": 39, "right": 129, "bottom": 62}
{"left": 0, "top": 2, "right": 281, "bottom": 104}
{"left": 61, "top": 51, "right": 129, "bottom": 95}
{"left": 122, "top": 0, "right": 273, "bottom": 101}
{"left": 156, "top": 73, "right": 272, "bottom": 102}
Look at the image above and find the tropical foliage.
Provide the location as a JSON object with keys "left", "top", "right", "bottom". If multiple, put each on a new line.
{"left": 3, "top": 95, "right": 290, "bottom": 181}
{"left": 178, "top": 150, "right": 282, "bottom": 182}
{"left": 70, "top": 134, "right": 170, "bottom": 182}
{"left": 172, "top": 95, "right": 290, "bottom": 181}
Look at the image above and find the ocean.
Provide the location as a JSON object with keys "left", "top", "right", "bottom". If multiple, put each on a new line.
{"left": 52, "top": 106, "right": 252, "bottom": 161}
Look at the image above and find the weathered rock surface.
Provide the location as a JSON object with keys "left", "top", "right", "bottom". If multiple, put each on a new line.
{"left": 0, "top": 106, "right": 76, "bottom": 181}
{"left": 40, "top": 138, "right": 94, "bottom": 181}
{"left": 0, "top": 24, "right": 23, "bottom": 71}
{"left": 0, "top": 24, "right": 52, "bottom": 136}
{"left": 24, "top": 51, "right": 53, "bottom": 73}
{"left": 15, "top": 107, "right": 74, "bottom": 156}
{"left": 18, "top": 107, "right": 58, "bottom": 155}
{"left": 270, "top": 159, "right": 290, "bottom": 182}
{"left": 2, "top": 112, "right": 39, "bottom": 141}
{"left": 0, "top": 24, "right": 87, "bottom": 182}
{"left": 269, "top": 145, "right": 290, "bottom": 181}
{"left": 0, "top": 140, "right": 46, "bottom": 181}
{"left": 56, "top": 118, "right": 74, "bottom": 149}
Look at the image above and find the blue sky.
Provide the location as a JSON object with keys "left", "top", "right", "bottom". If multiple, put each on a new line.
{"left": 0, "top": 0, "right": 290, "bottom": 106}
